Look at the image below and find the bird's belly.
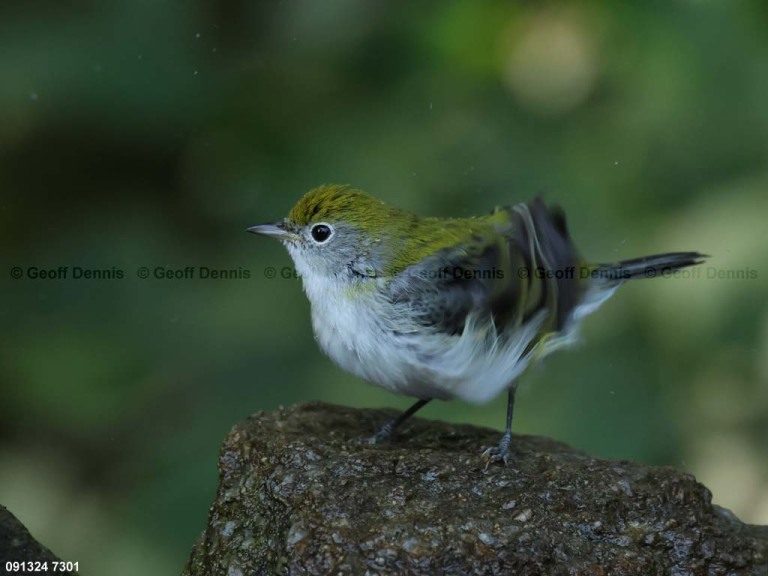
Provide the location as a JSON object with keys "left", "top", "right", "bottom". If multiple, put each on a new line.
{"left": 304, "top": 275, "right": 619, "bottom": 404}
{"left": 309, "top": 296, "right": 547, "bottom": 404}
{"left": 309, "top": 297, "right": 453, "bottom": 399}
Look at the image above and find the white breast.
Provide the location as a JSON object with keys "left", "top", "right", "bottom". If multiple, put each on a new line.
{"left": 293, "top": 251, "right": 618, "bottom": 405}
{"left": 298, "top": 270, "right": 545, "bottom": 404}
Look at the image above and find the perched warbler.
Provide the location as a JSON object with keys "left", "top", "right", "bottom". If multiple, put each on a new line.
{"left": 248, "top": 184, "right": 705, "bottom": 464}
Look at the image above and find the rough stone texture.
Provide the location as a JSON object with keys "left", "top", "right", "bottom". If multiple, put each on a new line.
{"left": 183, "top": 402, "right": 768, "bottom": 576}
{"left": 0, "top": 505, "right": 73, "bottom": 574}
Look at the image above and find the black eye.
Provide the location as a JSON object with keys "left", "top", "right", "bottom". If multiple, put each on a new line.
{"left": 310, "top": 224, "right": 332, "bottom": 243}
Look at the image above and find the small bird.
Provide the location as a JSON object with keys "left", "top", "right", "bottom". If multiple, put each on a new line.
{"left": 248, "top": 184, "right": 705, "bottom": 464}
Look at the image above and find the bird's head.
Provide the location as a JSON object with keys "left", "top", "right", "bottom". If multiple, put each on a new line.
{"left": 248, "top": 184, "right": 415, "bottom": 282}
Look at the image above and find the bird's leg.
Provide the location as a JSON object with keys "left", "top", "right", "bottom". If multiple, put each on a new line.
{"left": 482, "top": 388, "right": 516, "bottom": 466}
{"left": 364, "top": 398, "right": 431, "bottom": 445}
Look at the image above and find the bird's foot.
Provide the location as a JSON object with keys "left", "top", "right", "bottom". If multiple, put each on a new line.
{"left": 481, "top": 432, "right": 512, "bottom": 468}
{"left": 355, "top": 420, "right": 394, "bottom": 445}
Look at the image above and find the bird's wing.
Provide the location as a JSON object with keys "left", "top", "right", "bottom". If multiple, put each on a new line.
{"left": 384, "top": 237, "right": 505, "bottom": 335}
{"left": 384, "top": 198, "right": 584, "bottom": 337}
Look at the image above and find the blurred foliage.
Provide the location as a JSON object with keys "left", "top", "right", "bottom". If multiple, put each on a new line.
{"left": 1, "top": 1, "right": 767, "bottom": 573}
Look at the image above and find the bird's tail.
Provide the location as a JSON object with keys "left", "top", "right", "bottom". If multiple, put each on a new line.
{"left": 591, "top": 251, "right": 708, "bottom": 283}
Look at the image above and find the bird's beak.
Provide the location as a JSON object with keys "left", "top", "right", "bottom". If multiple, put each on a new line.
{"left": 246, "top": 222, "right": 296, "bottom": 241}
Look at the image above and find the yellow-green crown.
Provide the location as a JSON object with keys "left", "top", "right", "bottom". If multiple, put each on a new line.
{"left": 288, "top": 184, "right": 406, "bottom": 228}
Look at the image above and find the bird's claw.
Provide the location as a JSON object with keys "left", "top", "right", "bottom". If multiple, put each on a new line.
{"left": 481, "top": 433, "right": 512, "bottom": 468}
{"left": 354, "top": 421, "right": 394, "bottom": 445}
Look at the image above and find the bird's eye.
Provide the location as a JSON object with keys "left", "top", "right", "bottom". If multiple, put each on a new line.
{"left": 310, "top": 223, "right": 333, "bottom": 243}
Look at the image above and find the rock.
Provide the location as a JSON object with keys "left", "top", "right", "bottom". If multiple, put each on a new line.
{"left": 0, "top": 505, "right": 73, "bottom": 574}
{"left": 182, "top": 402, "right": 768, "bottom": 576}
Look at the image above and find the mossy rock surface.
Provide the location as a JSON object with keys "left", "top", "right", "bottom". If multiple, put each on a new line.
{"left": 183, "top": 402, "right": 768, "bottom": 576}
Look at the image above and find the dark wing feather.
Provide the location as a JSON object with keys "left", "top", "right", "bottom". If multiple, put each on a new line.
{"left": 385, "top": 198, "right": 584, "bottom": 337}
{"left": 385, "top": 240, "right": 503, "bottom": 335}
{"left": 502, "top": 198, "right": 583, "bottom": 332}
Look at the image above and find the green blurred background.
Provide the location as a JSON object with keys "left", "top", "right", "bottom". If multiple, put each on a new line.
{"left": 1, "top": 0, "right": 767, "bottom": 573}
